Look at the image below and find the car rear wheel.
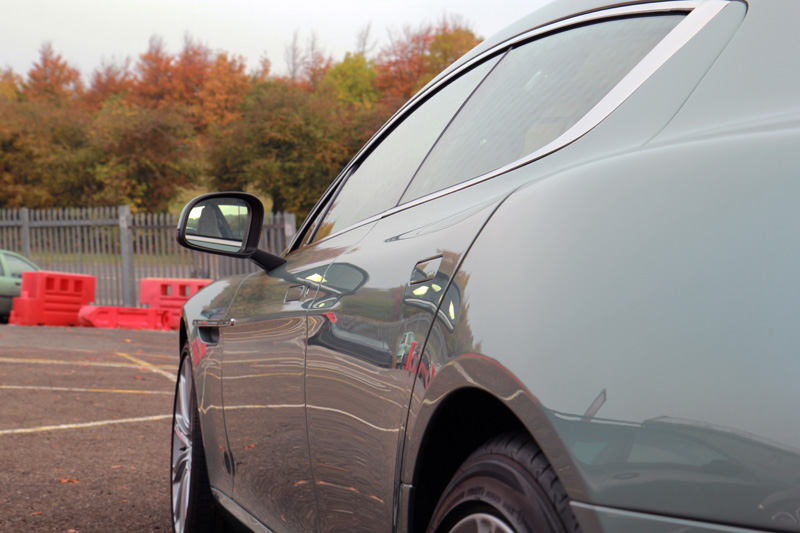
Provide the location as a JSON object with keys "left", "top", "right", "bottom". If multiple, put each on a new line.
{"left": 170, "top": 348, "right": 229, "bottom": 533}
{"left": 428, "top": 431, "right": 580, "bottom": 533}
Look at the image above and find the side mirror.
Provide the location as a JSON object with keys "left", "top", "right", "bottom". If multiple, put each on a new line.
{"left": 176, "top": 192, "right": 286, "bottom": 272}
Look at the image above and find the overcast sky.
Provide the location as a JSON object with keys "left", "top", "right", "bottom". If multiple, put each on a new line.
{"left": 2, "top": 0, "right": 550, "bottom": 81}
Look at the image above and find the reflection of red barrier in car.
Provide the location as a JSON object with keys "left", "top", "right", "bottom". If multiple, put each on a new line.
{"left": 10, "top": 271, "right": 96, "bottom": 326}
{"left": 139, "top": 278, "right": 212, "bottom": 329}
{"left": 404, "top": 341, "right": 418, "bottom": 372}
{"left": 190, "top": 337, "right": 207, "bottom": 366}
{"left": 77, "top": 305, "right": 172, "bottom": 330}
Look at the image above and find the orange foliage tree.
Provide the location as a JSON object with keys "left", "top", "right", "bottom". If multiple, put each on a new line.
{"left": 23, "top": 43, "right": 83, "bottom": 103}
{"left": 1, "top": 18, "right": 481, "bottom": 216}
{"left": 130, "top": 36, "right": 175, "bottom": 108}
{"left": 197, "top": 52, "right": 250, "bottom": 129}
{"left": 84, "top": 58, "right": 134, "bottom": 109}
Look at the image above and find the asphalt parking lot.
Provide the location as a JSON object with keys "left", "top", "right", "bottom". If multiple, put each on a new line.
{"left": 0, "top": 325, "right": 180, "bottom": 532}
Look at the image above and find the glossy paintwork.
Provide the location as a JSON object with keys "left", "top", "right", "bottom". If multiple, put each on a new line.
{"left": 571, "top": 503, "right": 771, "bottom": 533}
{"left": 304, "top": 182, "right": 505, "bottom": 531}
{"left": 176, "top": 0, "right": 800, "bottom": 531}
{"left": 219, "top": 222, "right": 376, "bottom": 532}
{"left": 406, "top": 124, "right": 800, "bottom": 531}
{"left": 183, "top": 277, "right": 242, "bottom": 496}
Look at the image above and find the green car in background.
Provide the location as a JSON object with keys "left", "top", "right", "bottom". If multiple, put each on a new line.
{"left": 0, "top": 250, "right": 40, "bottom": 321}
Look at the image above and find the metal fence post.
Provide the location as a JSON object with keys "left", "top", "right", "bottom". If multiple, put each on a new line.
{"left": 283, "top": 212, "right": 296, "bottom": 247}
{"left": 20, "top": 207, "right": 30, "bottom": 258}
{"left": 118, "top": 205, "right": 136, "bottom": 307}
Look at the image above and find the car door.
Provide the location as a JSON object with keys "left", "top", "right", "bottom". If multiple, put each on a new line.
{"left": 300, "top": 57, "right": 506, "bottom": 531}
{"left": 218, "top": 222, "right": 373, "bottom": 532}
{"left": 305, "top": 183, "right": 507, "bottom": 531}
{"left": 302, "top": 12, "right": 689, "bottom": 531}
{"left": 216, "top": 58, "right": 494, "bottom": 530}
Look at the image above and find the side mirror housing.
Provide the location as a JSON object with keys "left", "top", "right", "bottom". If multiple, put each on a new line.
{"left": 176, "top": 192, "right": 286, "bottom": 271}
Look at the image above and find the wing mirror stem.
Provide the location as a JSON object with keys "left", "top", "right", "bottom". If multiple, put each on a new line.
{"left": 250, "top": 249, "right": 287, "bottom": 272}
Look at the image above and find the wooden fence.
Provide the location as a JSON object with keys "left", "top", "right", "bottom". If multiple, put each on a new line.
{"left": 0, "top": 206, "right": 296, "bottom": 307}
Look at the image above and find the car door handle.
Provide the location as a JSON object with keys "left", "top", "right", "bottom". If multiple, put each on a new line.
{"left": 410, "top": 255, "right": 443, "bottom": 284}
{"left": 285, "top": 284, "right": 308, "bottom": 302}
{"left": 193, "top": 319, "right": 235, "bottom": 345}
{"left": 192, "top": 319, "right": 236, "bottom": 328}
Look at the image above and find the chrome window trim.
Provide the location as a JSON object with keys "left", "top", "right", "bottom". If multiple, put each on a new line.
{"left": 296, "top": 0, "right": 730, "bottom": 248}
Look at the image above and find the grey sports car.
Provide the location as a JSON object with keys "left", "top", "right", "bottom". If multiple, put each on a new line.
{"left": 170, "top": 1, "right": 800, "bottom": 531}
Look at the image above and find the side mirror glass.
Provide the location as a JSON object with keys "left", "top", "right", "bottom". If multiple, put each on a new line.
{"left": 177, "top": 192, "right": 265, "bottom": 257}
{"left": 185, "top": 198, "right": 250, "bottom": 252}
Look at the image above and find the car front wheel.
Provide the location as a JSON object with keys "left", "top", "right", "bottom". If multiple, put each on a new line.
{"left": 170, "top": 347, "right": 229, "bottom": 533}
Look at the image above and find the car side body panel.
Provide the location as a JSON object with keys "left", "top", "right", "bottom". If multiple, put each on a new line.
{"left": 406, "top": 124, "right": 800, "bottom": 532}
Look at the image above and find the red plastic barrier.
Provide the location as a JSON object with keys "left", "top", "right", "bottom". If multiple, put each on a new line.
{"left": 78, "top": 305, "right": 172, "bottom": 330}
{"left": 10, "top": 271, "right": 96, "bottom": 326}
{"left": 139, "top": 278, "right": 211, "bottom": 329}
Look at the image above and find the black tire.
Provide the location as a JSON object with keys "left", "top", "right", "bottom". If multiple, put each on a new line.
{"left": 170, "top": 348, "right": 231, "bottom": 533}
{"left": 428, "top": 431, "right": 581, "bottom": 533}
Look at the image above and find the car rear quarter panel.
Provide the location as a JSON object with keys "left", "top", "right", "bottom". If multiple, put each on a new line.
{"left": 407, "top": 125, "right": 800, "bottom": 532}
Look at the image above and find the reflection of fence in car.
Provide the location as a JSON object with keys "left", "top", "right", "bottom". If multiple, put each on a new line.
{"left": 0, "top": 206, "right": 296, "bottom": 307}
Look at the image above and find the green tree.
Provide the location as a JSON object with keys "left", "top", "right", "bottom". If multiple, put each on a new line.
{"left": 324, "top": 53, "right": 380, "bottom": 107}
{"left": 0, "top": 69, "right": 21, "bottom": 101}
{"left": 208, "top": 80, "right": 353, "bottom": 219}
{"left": 87, "top": 98, "right": 201, "bottom": 211}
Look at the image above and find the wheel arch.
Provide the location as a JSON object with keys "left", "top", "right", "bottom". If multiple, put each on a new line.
{"left": 179, "top": 318, "right": 188, "bottom": 356}
{"left": 402, "top": 355, "right": 586, "bottom": 532}
{"left": 406, "top": 385, "right": 525, "bottom": 531}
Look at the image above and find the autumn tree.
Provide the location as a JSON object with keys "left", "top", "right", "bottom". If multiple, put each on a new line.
{"left": 23, "top": 43, "right": 83, "bottom": 103}
{"left": 0, "top": 98, "right": 90, "bottom": 208}
{"left": 84, "top": 58, "right": 134, "bottom": 109}
{"left": 172, "top": 36, "right": 212, "bottom": 113}
{"left": 374, "top": 25, "right": 433, "bottom": 104}
{"left": 87, "top": 99, "right": 201, "bottom": 211}
{"left": 417, "top": 18, "right": 481, "bottom": 89}
{"left": 207, "top": 80, "right": 353, "bottom": 218}
{"left": 131, "top": 36, "right": 174, "bottom": 108}
{"left": 197, "top": 52, "right": 250, "bottom": 129}
{"left": 374, "top": 19, "right": 480, "bottom": 104}
{"left": 0, "top": 69, "right": 21, "bottom": 101}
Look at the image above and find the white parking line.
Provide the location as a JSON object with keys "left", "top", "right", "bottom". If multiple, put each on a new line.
{"left": 0, "top": 385, "right": 172, "bottom": 395}
{"left": 0, "top": 414, "right": 172, "bottom": 436}
{"left": 115, "top": 352, "right": 176, "bottom": 381}
{"left": 0, "top": 356, "right": 174, "bottom": 370}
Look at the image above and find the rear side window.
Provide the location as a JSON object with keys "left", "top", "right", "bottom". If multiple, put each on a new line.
{"left": 311, "top": 58, "right": 499, "bottom": 242}
{"left": 401, "top": 15, "right": 684, "bottom": 202}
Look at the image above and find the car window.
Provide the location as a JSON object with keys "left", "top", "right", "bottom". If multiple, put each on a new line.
{"left": 311, "top": 57, "right": 499, "bottom": 242}
{"left": 400, "top": 15, "right": 684, "bottom": 202}
{"left": 5, "top": 254, "right": 37, "bottom": 278}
